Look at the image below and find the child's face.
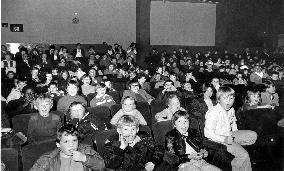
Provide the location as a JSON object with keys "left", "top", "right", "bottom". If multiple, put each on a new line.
{"left": 46, "top": 74, "right": 52, "bottom": 81}
{"left": 48, "top": 85, "right": 58, "bottom": 93}
{"left": 70, "top": 104, "right": 85, "bottom": 120}
{"left": 37, "top": 100, "right": 52, "bottom": 117}
{"left": 219, "top": 93, "right": 235, "bottom": 111}
{"left": 52, "top": 70, "right": 58, "bottom": 75}
{"left": 267, "top": 85, "right": 276, "bottom": 94}
{"left": 249, "top": 93, "right": 260, "bottom": 105}
{"left": 122, "top": 98, "right": 135, "bottom": 112}
{"left": 204, "top": 87, "right": 213, "bottom": 98}
{"left": 17, "top": 81, "right": 27, "bottom": 90}
{"left": 7, "top": 73, "right": 14, "bottom": 79}
{"left": 96, "top": 87, "right": 106, "bottom": 96}
{"left": 57, "top": 133, "right": 78, "bottom": 157}
{"left": 168, "top": 97, "right": 180, "bottom": 112}
{"left": 82, "top": 77, "right": 91, "bottom": 85}
{"left": 170, "top": 75, "right": 176, "bottom": 81}
{"left": 117, "top": 125, "right": 138, "bottom": 143}
{"left": 184, "top": 83, "right": 192, "bottom": 91}
{"left": 62, "top": 72, "right": 68, "bottom": 79}
{"left": 67, "top": 84, "right": 78, "bottom": 96}
{"left": 130, "top": 83, "right": 139, "bottom": 92}
{"left": 174, "top": 116, "right": 189, "bottom": 135}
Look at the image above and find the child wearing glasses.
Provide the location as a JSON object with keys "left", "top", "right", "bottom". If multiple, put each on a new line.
{"left": 204, "top": 86, "right": 257, "bottom": 171}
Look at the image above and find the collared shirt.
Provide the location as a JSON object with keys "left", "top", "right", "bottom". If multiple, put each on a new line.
{"left": 204, "top": 103, "right": 237, "bottom": 143}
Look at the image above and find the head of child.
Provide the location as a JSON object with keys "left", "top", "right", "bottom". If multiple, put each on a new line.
{"left": 46, "top": 73, "right": 53, "bottom": 82}
{"left": 61, "top": 70, "right": 69, "bottom": 80}
{"left": 31, "top": 67, "right": 39, "bottom": 77}
{"left": 52, "top": 68, "right": 58, "bottom": 76}
{"left": 172, "top": 110, "right": 190, "bottom": 135}
{"left": 96, "top": 83, "right": 107, "bottom": 97}
{"left": 217, "top": 86, "right": 235, "bottom": 111}
{"left": 66, "top": 80, "right": 79, "bottom": 96}
{"left": 68, "top": 102, "right": 86, "bottom": 120}
{"left": 202, "top": 83, "right": 214, "bottom": 99}
{"left": 169, "top": 73, "right": 177, "bottom": 82}
{"left": 129, "top": 79, "right": 140, "bottom": 93}
{"left": 34, "top": 95, "right": 53, "bottom": 117}
{"left": 56, "top": 124, "right": 79, "bottom": 158}
{"left": 7, "top": 71, "right": 15, "bottom": 79}
{"left": 81, "top": 75, "right": 91, "bottom": 85}
{"left": 167, "top": 94, "right": 181, "bottom": 113}
{"left": 48, "top": 82, "right": 59, "bottom": 94}
{"left": 245, "top": 90, "right": 260, "bottom": 106}
{"left": 122, "top": 96, "right": 136, "bottom": 114}
{"left": 183, "top": 82, "right": 193, "bottom": 92}
{"left": 16, "top": 79, "right": 27, "bottom": 91}
{"left": 137, "top": 74, "right": 146, "bottom": 85}
{"left": 116, "top": 115, "right": 139, "bottom": 144}
{"left": 211, "top": 77, "right": 220, "bottom": 90}
{"left": 264, "top": 80, "right": 276, "bottom": 94}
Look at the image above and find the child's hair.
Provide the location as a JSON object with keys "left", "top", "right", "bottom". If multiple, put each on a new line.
{"left": 263, "top": 80, "right": 274, "bottom": 90}
{"left": 34, "top": 94, "right": 53, "bottom": 108}
{"left": 166, "top": 94, "right": 180, "bottom": 106}
{"left": 216, "top": 86, "right": 235, "bottom": 102}
{"left": 116, "top": 115, "right": 139, "bottom": 128}
{"left": 67, "top": 80, "right": 79, "bottom": 88}
{"left": 202, "top": 82, "right": 213, "bottom": 94}
{"left": 121, "top": 96, "right": 136, "bottom": 105}
{"left": 171, "top": 110, "right": 190, "bottom": 127}
{"left": 56, "top": 124, "right": 79, "bottom": 143}
{"left": 97, "top": 83, "right": 106, "bottom": 89}
{"left": 48, "top": 81, "right": 58, "bottom": 88}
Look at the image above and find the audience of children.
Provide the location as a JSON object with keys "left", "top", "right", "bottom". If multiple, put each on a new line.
{"left": 1, "top": 43, "right": 284, "bottom": 171}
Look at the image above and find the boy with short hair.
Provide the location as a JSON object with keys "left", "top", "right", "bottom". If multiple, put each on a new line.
{"left": 103, "top": 115, "right": 164, "bottom": 171}
{"left": 30, "top": 124, "right": 105, "bottom": 171}
{"left": 27, "top": 95, "right": 62, "bottom": 143}
{"left": 204, "top": 86, "right": 257, "bottom": 171}
{"left": 57, "top": 80, "right": 87, "bottom": 113}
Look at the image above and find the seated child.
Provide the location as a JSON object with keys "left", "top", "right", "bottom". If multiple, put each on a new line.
{"left": 46, "top": 82, "right": 64, "bottom": 98}
{"left": 204, "top": 86, "right": 257, "bottom": 171}
{"left": 90, "top": 83, "right": 116, "bottom": 108}
{"left": 65, "top": 102, "right": 99, "bottom": 145}
{"left": 110, "top": 96, "right": 147, "bottom": 126}
{"left": 57, "top": 80, "right": 87, "bottom": 113}
{"left": 261, "top": 80, "right": 279, "bottom": 107}
{"left": 30, "top": 124, "right": 105, "bottom": 171}
{"left": 165, "top": 110, "right": 221, "bottom": 171}
{"left": 155, "top": 94, "right": 186, "bottom": 122}
{"left": 6, "top": 79, "right": 27, "bottom": 103}
{"left": 103, "top": 115, "right": 164, "bottom": 171}
{"left": 81, "top": 75, "right": 96, "bottom": 96}
{"left": 27, "top": 95, "right": 62, "bottom": 144}
{"left": 242, "top": 90, "right": 274, "bottom": 111}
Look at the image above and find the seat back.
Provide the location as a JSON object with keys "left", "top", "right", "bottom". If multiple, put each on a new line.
{"left": 87, "top": 106, "right": 112, "bottom": 130}
{"left": 1, "top": 148, "right": 19, "bottom": 171}
{"left": 136, "top": 102, "right": 151, "bottom": 127}
{"left": 21, "top": 140, "right": 57, "bottom": 171}
{"left": 110, "top": 104, "right": 122, "bottom": 117}
{"left": 94, "top": 129, "right": 117, "bottom": 155}
{"left": 12, "top": 113, "right": 33, "bottom": 135}
{"left": 152, "top": 121, "right": 173, "bottom": 147}
{"left": 107, "top": 91, "right": 120, "bottom": 104}
{"left": 150, "top": 100, "right": 167, "bottom": 124}
{"left": 87, "top": 93, "right": 97, "bottom": 106}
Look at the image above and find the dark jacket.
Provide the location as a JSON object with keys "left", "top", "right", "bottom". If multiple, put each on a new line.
{"left": 30, "top": 143, "right": 105, "bottom": 171}
{"left": 165, "top": 128, "right": 202, "bottom": 165}
{"left": 103, "top": 131, "right": 164, "bottom": 171}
